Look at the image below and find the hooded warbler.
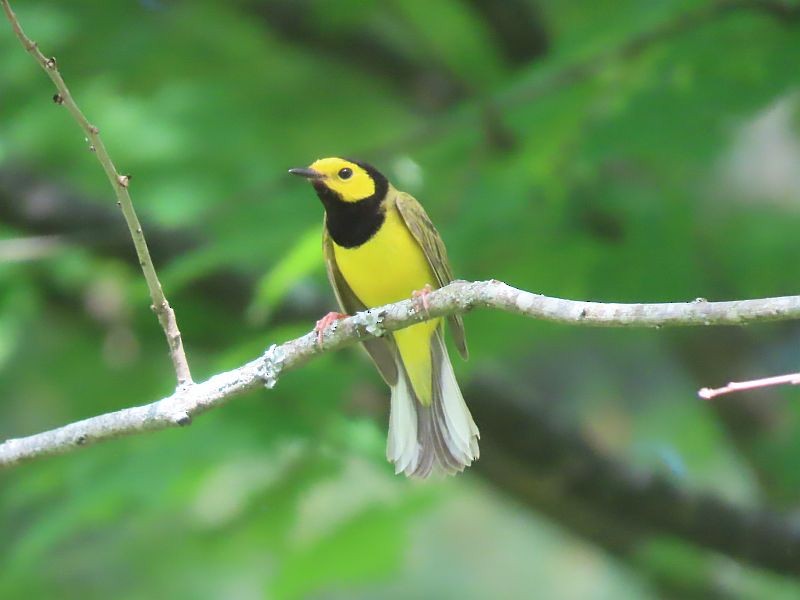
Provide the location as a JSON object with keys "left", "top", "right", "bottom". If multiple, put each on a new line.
{"left": 290, "top": 157, "right": 479, "bottom": 478}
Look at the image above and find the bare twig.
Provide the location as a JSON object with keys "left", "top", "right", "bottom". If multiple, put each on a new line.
{"left": 3, "top": 279, "right": 800, "bottom": 468}
{"left": 1, "top": 0, "right": 192, "bottom": 385}
{"left": 699, "top": 372, "right": 800, "bottom": 400}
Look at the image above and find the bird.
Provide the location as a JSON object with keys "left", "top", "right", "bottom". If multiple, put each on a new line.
{"left": 289, "top": 157, "right": 479, "bottom": 478}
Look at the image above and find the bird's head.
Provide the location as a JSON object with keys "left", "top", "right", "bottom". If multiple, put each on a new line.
{"left": 289, "top": 157, "right": 388, "bottom": 204}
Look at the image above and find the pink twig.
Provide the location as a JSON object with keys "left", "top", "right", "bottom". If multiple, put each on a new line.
{"left": 699, "top": 372, "right": 800, "bottom": 400}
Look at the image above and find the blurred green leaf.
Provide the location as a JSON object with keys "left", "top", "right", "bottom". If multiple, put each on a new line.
{"left": 247, "top": 225, "right": 322, "bottom": 324}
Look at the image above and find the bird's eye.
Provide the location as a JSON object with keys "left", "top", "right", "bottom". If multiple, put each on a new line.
{"left": 338, "top": 167, "right": 353, "bottom": 180}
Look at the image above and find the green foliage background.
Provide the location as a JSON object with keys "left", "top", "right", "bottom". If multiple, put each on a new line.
{"left": 2, "top": 1, "right": 800, "bottom": 598}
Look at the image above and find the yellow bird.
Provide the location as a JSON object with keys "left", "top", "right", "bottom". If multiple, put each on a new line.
{"left": 290, "top": 157, "right": 479, "bottom": 477}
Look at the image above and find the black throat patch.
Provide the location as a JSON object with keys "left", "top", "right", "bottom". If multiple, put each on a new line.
{"left": 316, "top": 162, "right": 389, "bottom": 248}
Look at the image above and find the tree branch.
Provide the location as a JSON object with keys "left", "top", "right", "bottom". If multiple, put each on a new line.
{"left": 700, "top": 372, "right": 800, "bottom": 400}
{"left": 3, "top": 279, "right": 800, "bottom": 468}
{"left": 1, "top": 0, "right": 192, "bottom": 385}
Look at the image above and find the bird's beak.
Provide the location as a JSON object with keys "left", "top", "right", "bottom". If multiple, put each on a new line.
{"left": 288, "top": 167, "right": 324, "bottom": 180}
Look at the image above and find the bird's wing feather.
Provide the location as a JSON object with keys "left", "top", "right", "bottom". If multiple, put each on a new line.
{"left": 323, "top": 223, "right": 399, "bottom": 385}
{"left": 394, "top": 191, "right": 468, "bottom": 360}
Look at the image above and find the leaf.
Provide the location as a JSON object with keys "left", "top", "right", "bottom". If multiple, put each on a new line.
{"left": 247, "top": 225, "right": 322, "bottom": 325}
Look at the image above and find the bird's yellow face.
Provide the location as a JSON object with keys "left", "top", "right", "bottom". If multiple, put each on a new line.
{"left": 291, "top": 156, "right": 391, "bottom": 248}
{"left": 294, "top": 157, "right": 377, "bottom": 203}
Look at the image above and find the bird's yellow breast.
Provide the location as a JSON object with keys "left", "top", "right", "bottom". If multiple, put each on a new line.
{"left": 333, "top": 203, "right": 439, "bottom": 404}
{"left": 333, "top": 205, "right": 435, "bottom": 307}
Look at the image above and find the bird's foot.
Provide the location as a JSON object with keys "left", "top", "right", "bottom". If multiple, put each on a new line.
{"left": 412, "top": 284, "right": 434, "bottom": 316}
{"left": 314, "top": 311, "right": 348, "bottom": 347}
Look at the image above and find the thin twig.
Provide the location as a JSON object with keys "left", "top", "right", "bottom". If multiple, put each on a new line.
{"left": 1, "top": 0, "right": 192, "bottom": 385}
{"left": 699, "top": 372, "right": 800, "bottom": 400}
{"left": 3, "top": 279, "right": 800, "bottom": 468}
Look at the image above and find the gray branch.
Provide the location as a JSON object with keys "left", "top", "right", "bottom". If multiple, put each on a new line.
{"left": 3, "top": 279, "right": 800, "bottom": 469}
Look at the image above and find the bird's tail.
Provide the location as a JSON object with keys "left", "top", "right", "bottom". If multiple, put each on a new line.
{"left": 386, "top": 329, "right": 480, "bottom": 478}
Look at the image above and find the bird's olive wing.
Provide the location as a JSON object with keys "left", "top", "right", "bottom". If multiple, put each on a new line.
{"left": 323, "top": 224, "right": 399, "bottom": 385}
{"left": 394, "top": 192, "right": 468, "bottom": 360}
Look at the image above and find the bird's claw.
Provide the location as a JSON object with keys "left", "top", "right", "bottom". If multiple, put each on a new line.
{"left": 314, "top": 311, "right": 348, "bottom": 347}
{"left": 412, "top": 284, "right": 434, "bottom": 316}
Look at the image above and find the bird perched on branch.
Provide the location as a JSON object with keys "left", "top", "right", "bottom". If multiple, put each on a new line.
{"left": 290, "top": 157, "right": 479, "bottom": 478}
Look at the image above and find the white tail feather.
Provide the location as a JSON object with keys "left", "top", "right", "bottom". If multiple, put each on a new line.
{"left": 387, "top": 372, "right": 419, "bottom": 475}
{"left": 434, "top": 331, "right": 480, "bottom": 463}
{"left": 385, "top": 329, "right": 479, "bottom": 478}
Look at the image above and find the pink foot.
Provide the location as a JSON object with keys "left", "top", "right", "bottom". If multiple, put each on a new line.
{"left": 412, "top": 284, "right": 434, "bottom": 315}
{"left": 314, "top": 311, "right": 348, "bottom": 347}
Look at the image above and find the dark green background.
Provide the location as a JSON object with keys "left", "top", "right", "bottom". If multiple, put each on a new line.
{"left": 2, "top": 1, "right": 800, "bottom": 598}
